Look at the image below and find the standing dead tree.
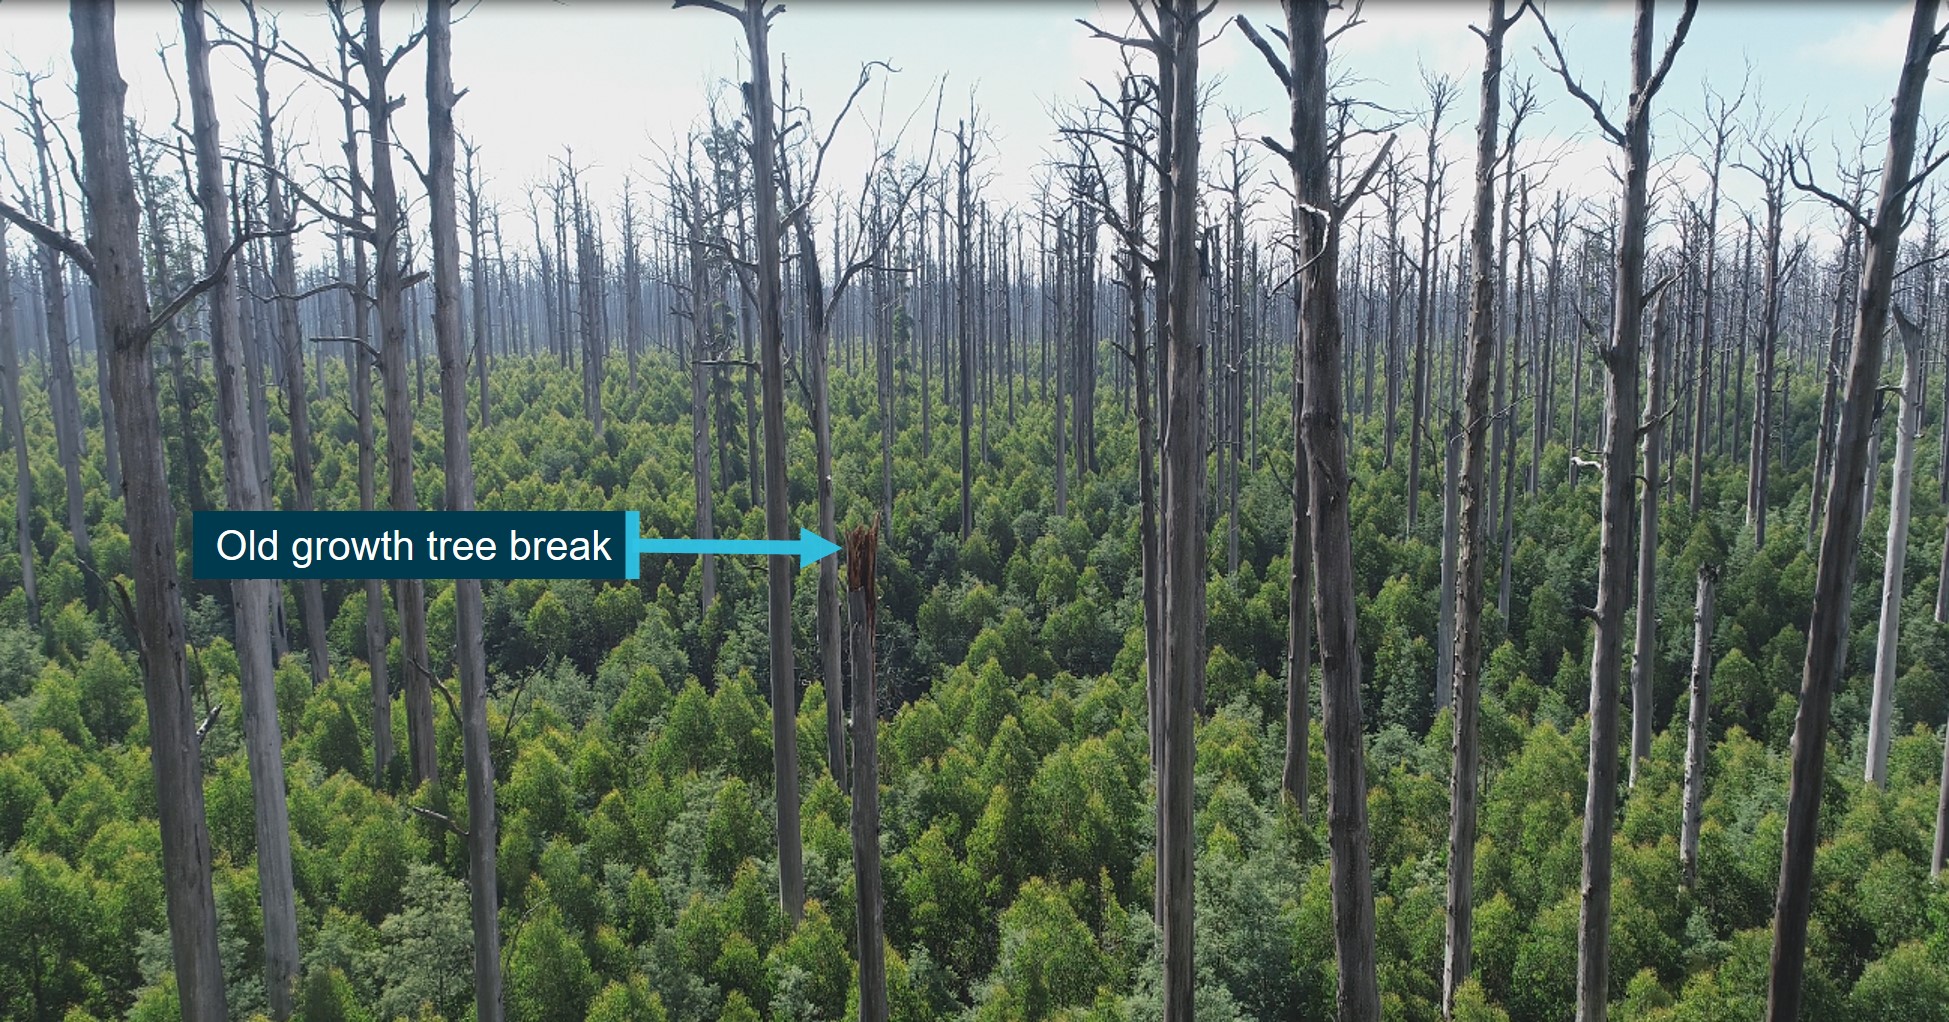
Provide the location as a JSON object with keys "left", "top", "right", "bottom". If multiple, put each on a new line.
{"left": 1767, "top": 0, "right": 1943, "bottom": 1016}
{"left": 0, "top": 222, "right": 34, "bottom": 630}
{"left": 424, "top": 2, "right": 505, "bottom": 1016}
{"left": 179, "top": 1, "right": 301, "bottom": 1014}
{"left": 1679, "top": 562, "right": 1718, "bottom": 888}
{"left": 222, "top": 1, "right": 331, "bottom": 688}
{"left": 5, "top": 72, "right": 97, "bottom": 609}
{"left": 845, "top": 525, "right": 887, "bottom": 1022}
{"left": 1078, "top": 0, "right": 1210, "bottom": 1015}
{"left": 777, "top": 60, "right": 937, "bottom": 791}
{"left": 1683, "top": 78, "right": 1744, "bottom": 512}
{"left": 1535, "top": 1, "right": 1697, "bottom": 1019}
{"left": 0, "top": 2, "right": 313, "bottom": 1014}
{"left": 1865, "top": 307, "right": 1924, "bottom": 788}
{"left": 1444, "top": 1, "right": 1524, "bottom": 1015}
{"left": 677, "top": 0, "right": 807, "bottom": 924}
{"left": 1241, "top": 2, "right": 1395, "bottom": 1017}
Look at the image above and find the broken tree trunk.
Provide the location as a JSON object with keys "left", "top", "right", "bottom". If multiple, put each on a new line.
{"left": 846, "top": 526, "right": 888, "bottom": 1022}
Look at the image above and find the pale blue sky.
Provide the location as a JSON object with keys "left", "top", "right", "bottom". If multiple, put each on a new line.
{"left": 0, "top": 1, "right": 1934, "bottom": 249}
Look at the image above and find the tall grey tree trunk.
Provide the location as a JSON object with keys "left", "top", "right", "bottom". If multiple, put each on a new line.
{"left": 684, "top": 169, "right": 718, "bottom": 615}
{"left": 70, "top": 3, "right": 229, "bottom": 1016}
{"left": 179, "top": 3, "right": 299, "bottom": 1014}
{"left": 1745, "top": 181, "right": 1784, "bottom": 548}
{"left": 1768, "top": 1, "right": 1938, "bottom": 1015}
{"left": 1155, "top": 1, "right": 1208, "bottom": 1015}
{"left": 359, "top": 0, "right": 438, "bottom": 789}
{"left": 239, "top": 7, "right": 328, "bottom": 686}
{"left": 1865, "top": 308, "right": 1924, "bottom": 788}
{"left": 957, "top": 122, "right": 975, "bottom": 540}
{"left": 426, "top": 5, "right": 505, "bottom": 1017}
{"left": 1445, "top": 4, "right": 1515, "bottom": 1012}
{"left": 1537, "top": 3, "right": 1697, "bottom": 1018}
{"left": 677, "top": 0, "right": 806, "bottom": 922}
{"left": 0, "top": 224, "right": 36, "bottom": 629}
{"left": 23, "top": 89, "right": 96, "bottom": 607}
{"left": 845, "top": 527, "right": 888, "bottom": 1022}
{"left": 1284, "top": 363, "right": 1313, "bottom": 810}
{"left": 1281, "top": 2, "right": 1385, "bottom": 1015}
{"left": 1629, "top": 290, "right": 1672, "bottom": 788}
{"left": 1679, "top": 563, "right": 1717, "bottom": 888}
{"left": 1436, "top": 414, "right": 1459, "bottom": 714}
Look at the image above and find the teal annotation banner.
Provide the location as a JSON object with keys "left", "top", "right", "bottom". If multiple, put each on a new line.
{"left": 193, "top": 511, "right": 632, "bottom": 580}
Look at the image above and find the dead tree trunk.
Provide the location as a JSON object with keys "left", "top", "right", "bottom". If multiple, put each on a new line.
{"left": 1240, "top": 3, "right": 1390, "bottom": 1016}
{"left": 681, "top": 164, "right": 718, "bottom": 614}
{"left": 1630, "top": 289, "right": 1672, "bottom": 788}
{"left": 1537, "top": 3, "right": 1697, "bottom": 1018}
{"left": 1445, "top": 4, "right": 1518, "bottom": 1013}
{"left": 327, "top": 29, "right": 394, "bottom": 784}
{"left": 845, "top": 527, "right": 888, "bottom": 1022}
{"left": 426, "top": 5, "right": 505, "bottom": 1016}
{"left": 1406, "top": 78, "right": 1455, "bottom": 534}
{"left": 0, "top": 224, "right": 36, "bottom": 629}
{"left": 1744, "top": 164, "right": 1786, "bottom": 548}
{"left": 1865, "top": 308, "right": 1923, "bottom": 788}
{"left": 72, "top": 3, "right": 227, "bottom": 1015}
{"left": 236, "top": 4, "right": 329, "bottom": 687}
{"left": 180, "top": 3, "right": 299, "bottom": 1014}
{"left": 466, "top": 143, "right": 492, "bottom": 431}
{"left": 1767, "top": 1, "right": 1940, "bottom": 1016}
{"left": 1688, "top": 88, "right": 1738, "bottom": 511}
{"left": 1679, "top": 563, "right": 1717, "bottom": 888}
{"left": 956, "top": 119, "right": 976, "bottom": 540}
{"left": 353, "top": 0, "right": 438, "bottom": 789}
{"left": 680, "top": 0, "right": 806, "bottom": 922}
{"left": 18, "top": 79, "right": 96, "bottom": 607}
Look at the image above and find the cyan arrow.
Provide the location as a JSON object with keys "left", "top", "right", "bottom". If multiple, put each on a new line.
{"left": 623, "top": 512, "right": 840, "bottom": 579}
